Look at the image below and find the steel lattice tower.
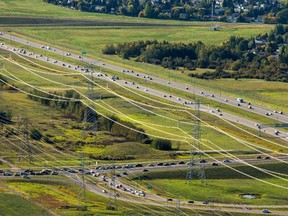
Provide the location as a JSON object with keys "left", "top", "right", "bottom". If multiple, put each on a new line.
{"left": 186, "top": 98, "right": 206, "bottom": 184}
{"left": 78, "top": 152, "right": 87, "bottom": 211}
{"left": 17, "top": 118, "right": 33, "bottom": 164}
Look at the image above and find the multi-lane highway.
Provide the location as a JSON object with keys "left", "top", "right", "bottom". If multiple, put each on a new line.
{"left": 0, "top": 32, "right": 288, "bottom": 142}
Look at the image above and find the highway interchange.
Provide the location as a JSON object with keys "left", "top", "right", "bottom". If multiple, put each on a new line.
{"left": 1, "top": 32, "right": 288, "bottom": 215}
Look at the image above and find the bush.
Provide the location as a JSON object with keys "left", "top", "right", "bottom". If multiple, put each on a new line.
{"left": 151, "top": 139, "right": 172, "bottom": 150}
{"left": 30, "top": 128, "right": 42, "bottom": 140}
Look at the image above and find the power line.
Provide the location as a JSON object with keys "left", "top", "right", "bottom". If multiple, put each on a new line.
{"left": 186, "top": 98, "right": 206, "bottom": 185}
{"left": 17, "top": 117, "right": 33, "bottom": 164}
{"left": 78, "top": 152, "right": 87, "bottom": 211}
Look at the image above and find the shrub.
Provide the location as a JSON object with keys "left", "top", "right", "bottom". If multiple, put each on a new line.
{"left": 151, "top": 139, "right": 172, "bottom": 150}
{"left": 30, "top": 128, "right": 42, "bottom": 140}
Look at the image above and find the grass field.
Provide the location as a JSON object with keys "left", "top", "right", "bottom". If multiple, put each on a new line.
{"left": 132, "top": 163, "right": 288, "bottom": 205}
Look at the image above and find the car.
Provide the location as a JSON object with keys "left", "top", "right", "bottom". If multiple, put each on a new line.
{"left": 167, "top": 198, "right": 173, "bottom": 202}
{"left": 169, "top": 162, "right": 176, "bottom": 165}
{"left": 67, "top": 170, "right": 78, "bottom": 173}
{"left": 211, "top": 162, "right": 218, "bottom": 166}
{"left": 135, "top": 164, "right": 143, "bottom": 167}
{"left": 123, "top": 172, "right": 128, "bottom": 175}
{"left": 256, "top": 156, "right": 262, "bottom": 159}
{"left": 265, "top": 156, "right": 270, "bottom": 160}
{"left": 199, "top": 160, "right": 206, "bottom": 164}
{"left": 262, "top": 209, "right": 270, "bottom": 213}
{"left": 279, "top": 111, "right": 283, "bottom": 114}
{"left": 200, "top": 91, "right": 204, "bottom": 94}
{"left": 163, "top": 163, "right": 170, "bottom": 166}
{"left": 0, "top": 170, "right": 3, "bottom": 174}
{"left": 102, "top": 189, "right": 107, "bottom": 193}
{"left": 237, "top": 103, "right": 241, "bottom": 106}
{"left": 188, "top": 200, "right": 194, "bottom": 204}
{"left": 3, "top": 172, "right": 13, "bottom": 176}
{"left": 22, "top": 174, "right": 30, "bottom": 179}
{"left": 203, "top": 201, "right": 209, "bottom": 205}
{"left": 167, "top": 81, "right": 171, "bottom": 84}
{"left": 186, "top": 161, "right": 194, "bottom": 166}
{"left": 178, "top": 161, "right": 185, "bottom": 165}
{"left": 211, "top": 94, "right": 215, "bottom": 97}
{"left": 51, "top": 171, "right": 59, "bottom": 175}
{"left": 148, "top": 163, "right": 154, "bottom": 167}
{"left": 143, "top": 169, "right": 149, "bottom": 172}
{"left": 157, "top": 162, "right": 163, "bottom": 166}
{"left": 185, "top": 87, "right": 189, "bottom": 90}
{"left": 224, "top": 99, "right": 228, "bottom": 102}
{"left": 223, "top": 159, "right": 231, "bottom": 163}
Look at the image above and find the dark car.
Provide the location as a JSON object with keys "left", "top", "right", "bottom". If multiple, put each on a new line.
{"left": 135, "top": 164, "right": 143, "bottom": 167}
{"left": 256, "top": 156, "right": 262, "bottom": 159}
{"left": 188, "top": 200, "right": 194, "bottom": 204}
{"left": 167, "top": 198, "right": 173, "bottom": 202}
{"left": 199, "top": 160, "right": 206, "bottom": 164}
{"left": 157, "top": 162, "right": 163, "bottom": 166}
{"left": 211, "top": 162, "right": 218, "bottom": 166}
{"left": 178, "top": 161, "right": 185, "bottom": 165}
{"left": 143, "top": 169, "right": 149, "bottom": 172}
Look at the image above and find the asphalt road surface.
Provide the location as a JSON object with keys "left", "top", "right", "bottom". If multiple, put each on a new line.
{"left": 0, "top": 33, "right": 288, "bottom": 142}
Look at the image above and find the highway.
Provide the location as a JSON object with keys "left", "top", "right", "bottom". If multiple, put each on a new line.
{"left": 1, "top": 33, "right": 288, "bottom": 122}
{"left": 2, "top": 160, "right": 288, "bottom": 215}
{"left": 0, "top": 33, "right": 288, "bottom": 142}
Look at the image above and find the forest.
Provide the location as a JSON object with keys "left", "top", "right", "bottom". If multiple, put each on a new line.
{"left": 102, "top": 25, "right": 288, "bottom": 82}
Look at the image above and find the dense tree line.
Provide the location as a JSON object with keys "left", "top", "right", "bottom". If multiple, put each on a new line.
{"left": 27, "top": 89, "right": 149, "bottom": 142}
{"left": 103, "top": 24, "right": 288, "bottom": 82}
{"left": 43, "top": 0, "right": 287, "bottom": 23}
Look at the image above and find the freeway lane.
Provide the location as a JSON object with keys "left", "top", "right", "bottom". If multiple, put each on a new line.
{"left": 1, "top": 40, "right": 288, "bottom": 142}
{"left": 1, "top": 32, "right": 288, "bottom": 124}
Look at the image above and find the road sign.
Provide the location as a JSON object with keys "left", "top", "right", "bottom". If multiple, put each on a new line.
{"left": 148, "top": 185, "right": 152, "bottom": 190}
{"left": 82, "top": 51, "right": 87, "bottom": 55}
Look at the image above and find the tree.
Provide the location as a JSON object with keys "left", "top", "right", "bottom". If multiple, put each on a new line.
{"left": 143, "top": 3, "right": 154, "bottom": 18}
{"left": 151, "top": 139, "right": 172, "bottom": 150}
{"left": 30, "top": 128, "right": 42, "bottom": 140}
{"left": 276, "top": 9, "right": 288, "bottom": 24}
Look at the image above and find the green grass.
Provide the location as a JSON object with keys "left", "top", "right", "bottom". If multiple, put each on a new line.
{"left": 0, "top": 192, "right": 51, "bottom": 216}
{"left": 133, "top": 163, "right": 288, "bottom": 205}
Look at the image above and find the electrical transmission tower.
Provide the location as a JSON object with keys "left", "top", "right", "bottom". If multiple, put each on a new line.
{"left": 78, "top": 152, "right": 87, "bottom": 211}
{"left": 109, "top": 158, "right": 117, "bottom": 211}
{"left": 186, "top": 98, "right": 206, "bottom": 184}
{"left": 17, "top": 118, "right": 33, "bottom": 164}
{"left": 175, "top": 196, "right": 181, "bottom": 215}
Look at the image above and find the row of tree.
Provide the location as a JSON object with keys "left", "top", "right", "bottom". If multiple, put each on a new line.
{"left": 27, "top": 89, "right": 150, "bottom": 143}
{"left": 43, "top": 0, "right": 288, "bottom": 23}
{"left": 102, "top": 24, "right": 288, "bottom": 82}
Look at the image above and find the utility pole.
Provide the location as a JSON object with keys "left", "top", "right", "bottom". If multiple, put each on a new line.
{"left": 175, "top": 196, "right": 181, "bottom": 215}
{"left": 78, "top": 152, "right": 87, "bottom": 211}
{"left": 186, "top": 98, "right": 206, "bottom": 184}
{"left": 110, "top": 158, "right": 117, "bottom": 211}
{"left": 211, "top": 0, "right": 215, "bottom": 30}
{"left": 17, "top": 118, "right": 33, "bottom": 164}
{"left": 210, "top": 196, "right": 215, "bottom": 216}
